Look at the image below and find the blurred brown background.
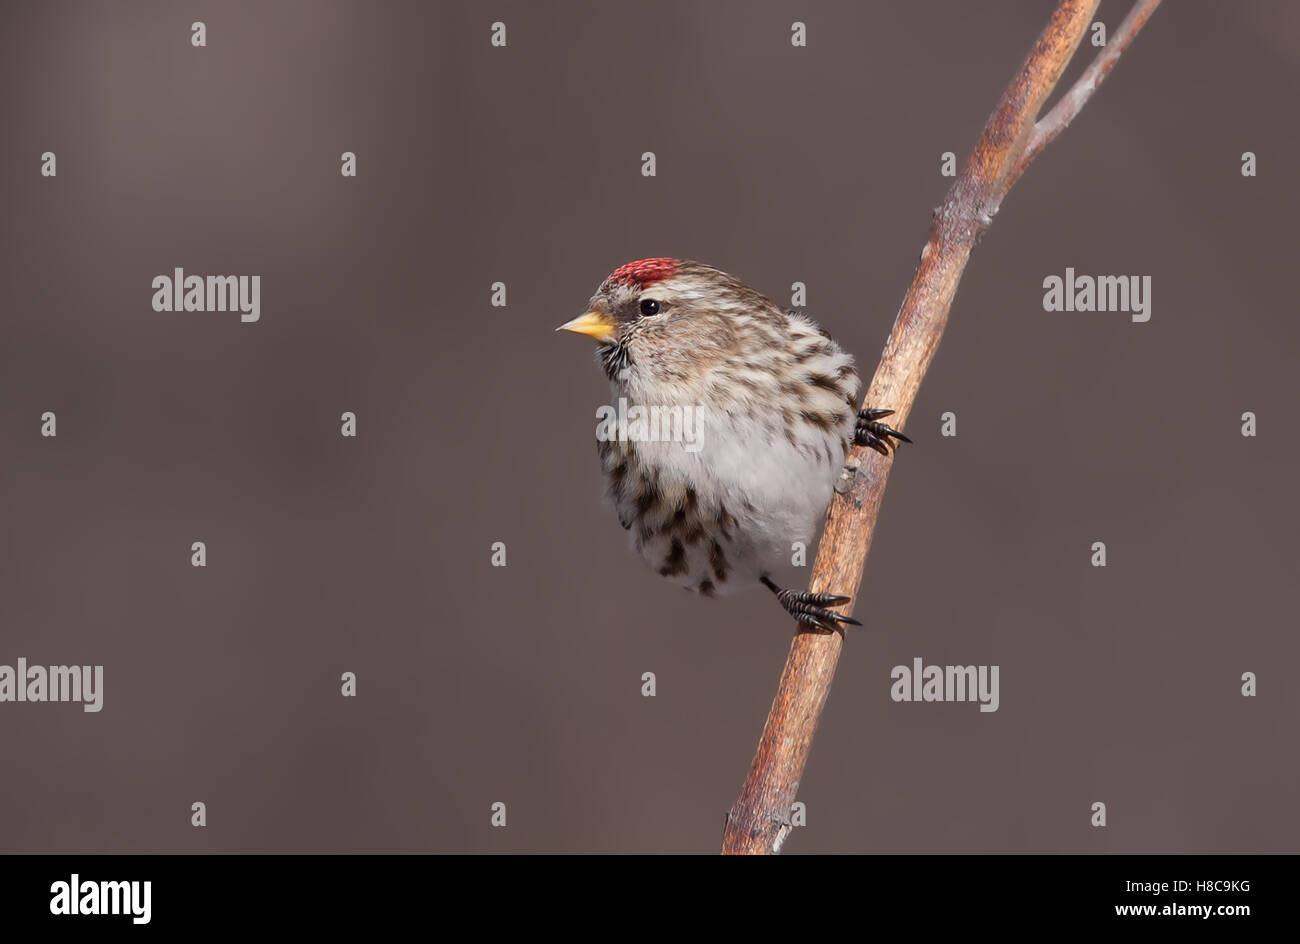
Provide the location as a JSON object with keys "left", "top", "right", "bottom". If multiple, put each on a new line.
{"left": 1, "top": 0, "right": 1296, "bottom": 853}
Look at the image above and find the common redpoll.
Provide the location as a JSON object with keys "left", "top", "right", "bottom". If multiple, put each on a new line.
{"left": 558, "top": 258, "right": 910, "bottom": 631}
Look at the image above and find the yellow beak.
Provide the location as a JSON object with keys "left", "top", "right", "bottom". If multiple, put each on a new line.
{"left": 556, "top": 310, "right": 616, "bottom": 342}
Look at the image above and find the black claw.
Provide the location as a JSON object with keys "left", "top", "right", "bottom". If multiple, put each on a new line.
{"left": 762, "top": 576, "right": 860, "bottom": 631}
{"left": 858, "top": 432, "right": 890, "bottom": 456}
{"left": 855, "top": 406, "right": 911, "bottom": 454}
{"left": 798, "top": 590, "right": 851, "bottom": 607}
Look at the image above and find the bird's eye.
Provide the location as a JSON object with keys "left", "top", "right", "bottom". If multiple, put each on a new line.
{"left": 640, "top": 298, "right": 661, "bottom": 316}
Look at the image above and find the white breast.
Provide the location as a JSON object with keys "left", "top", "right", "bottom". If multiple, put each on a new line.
{"left": 609, "top": 404, "right": 850, "bottom": 594}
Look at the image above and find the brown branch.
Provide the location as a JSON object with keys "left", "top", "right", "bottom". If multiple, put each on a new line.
{"left": 1007, "top": 0, "right": 1164, "bottom": 194}
{"left": 721, "top": 0, "right": 1161, "bottom": 855}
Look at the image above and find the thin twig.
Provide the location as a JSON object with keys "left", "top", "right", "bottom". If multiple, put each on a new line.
{"left": 1008, "top": 0, "right": 1164, "bottom": 193}
{"left": 721, "top": 0, "right": 1161, "bottom": 855}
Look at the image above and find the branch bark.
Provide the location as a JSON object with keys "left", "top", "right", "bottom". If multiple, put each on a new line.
{"left": 721, "top": 0, "right": 1162, "bottom": 855}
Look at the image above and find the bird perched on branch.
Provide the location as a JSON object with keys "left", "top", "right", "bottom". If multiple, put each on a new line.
{"left": 558, "top": 258, "right": 910, "bottom": 631}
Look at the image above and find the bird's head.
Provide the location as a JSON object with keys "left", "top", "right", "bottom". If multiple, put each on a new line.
{"left": 557, "top": 258, "right": 787, "bottom": 391}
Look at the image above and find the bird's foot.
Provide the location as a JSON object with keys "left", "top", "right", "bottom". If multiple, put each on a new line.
{"left": 761, "top": 576, "right": 861, "bottom": 633}
{"left": 855, "top": 407, "right": 912, "bottom": 456}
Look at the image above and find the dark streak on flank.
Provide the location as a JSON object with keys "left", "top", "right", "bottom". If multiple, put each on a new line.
{"left": 659, "top": 538, "right": 688, "bottom": 577}
{"left": 709, "top": 540, "right": 729, "bottom": 583}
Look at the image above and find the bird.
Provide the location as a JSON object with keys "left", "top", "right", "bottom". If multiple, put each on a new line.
{"left": 557, "top": 258, "right": 910, "bottom": 632}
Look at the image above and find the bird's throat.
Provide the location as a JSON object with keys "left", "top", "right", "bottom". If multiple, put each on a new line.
{"left": 599, "top": 341, "right": 630, "bottom": 380}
